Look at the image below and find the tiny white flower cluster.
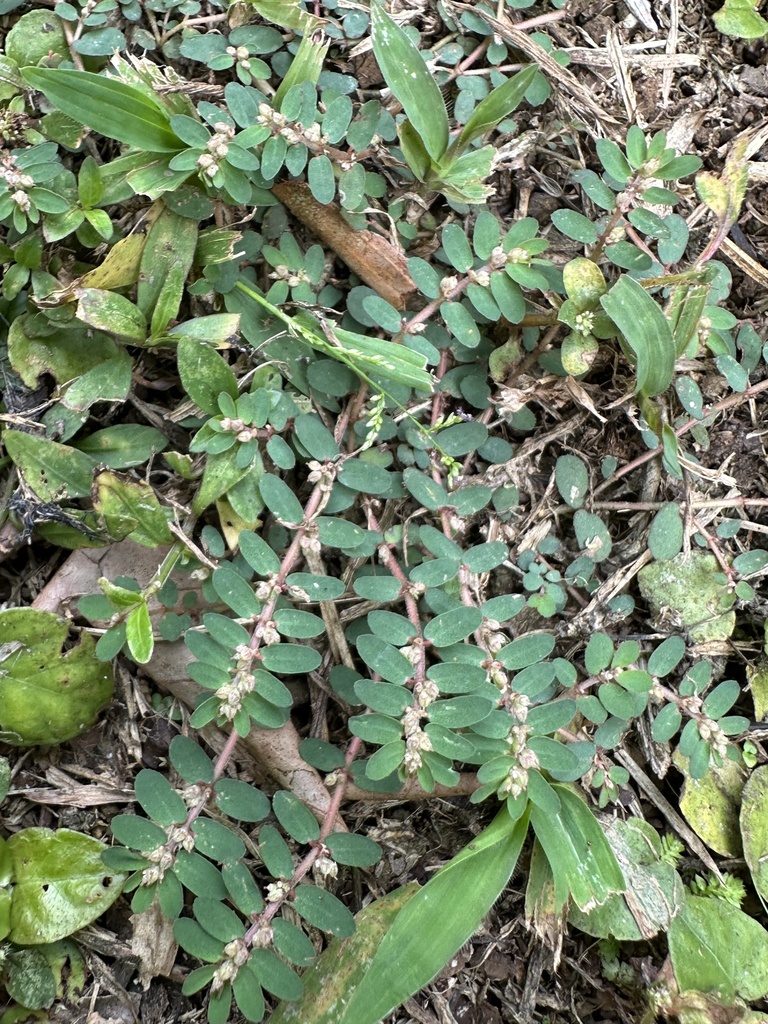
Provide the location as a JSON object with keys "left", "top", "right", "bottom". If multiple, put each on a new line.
{"left": 255, "top": 576, "right": 280, "bottom": 602}
{"left": 313, "top": 853, "right": 338, "bottom": 883}
{"left": 698, "top": 718, "right": 729, "bottom": 760}
{"left": 0, "top": 153, "right": 34, "bottom": 193}
{"left": 505, "top": 246, "right": 531, "bottom": 265}
{"left": 439, "top": 275, "right": 458, "bottom": 299}
{"left": 215, "top": 645, "right": 258, "bottom": 720}
{"left": 269, "top": 263, "right": 311, "bottom": 289}
{"left": 211, "top": 938, "right": 251, "bottom": 993}
{"left": 467, "top": 268, "right": 491, "bottom": 289}
{"left": 265, "top": 879, "right": 291, "bottom": 903}
{"left": 197, "top": 122, "right": 235, "bottom": 178}
{"left": 141, "top": 845, "right": 175, "bottom": 887}
{"left": 257, "top": 103, "right": 329, "bottom": 151}
{"left": 219, "top": 417, "right": 261, "bottom": 443}
{"left": 226, "top": 44, "right": 252, "bottom": 69}
{"left": 402, "top": 681, "right": 439, "bottom": 773}
{"left": 574, "top": 310, "right": 595, "bottom": 335}
{"left": 498, "top": 724, "right": 539, "bottom": 799}
{"left": 488, "top": 245, "right": 508, "bottom": 271}
{"left": 250, "top": 922, "right": 273, "bottom": 948}
{"left": 10, "top": 190, "right": 30, "bottom": 212}
{"left": 306, "top": 460, "right": 336, "bottom": 491}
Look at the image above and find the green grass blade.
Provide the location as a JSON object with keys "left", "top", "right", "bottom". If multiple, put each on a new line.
{"left": 454, "top": 65, "right": 538, "bottom": 151}
{"left": 370, "top": 2, "right": 448, "bottom": 162}
{"left": 338, "top": 808, "right": 530, "bottom": 1024}
{"left": 21, "top": 68, "right": 182, "bottom": 153}
{"left": 600, "top": 275, "right": 675, "bottom": 397}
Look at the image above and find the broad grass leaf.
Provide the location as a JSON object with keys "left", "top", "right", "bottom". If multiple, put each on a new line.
{"left": 335, "top": 808, "right": 530, "bottom": 1024}
{"left": 370, "top": 3, "right": 448, "bottom": 162}
{"left": 454, "top": 65, "right": 538, "bottom": 149}
{"left": 741, "top": 765, "right": 768, "bottom": 901}
{"left": 267, "top": 884, "right": 419, "bottom": 1024}
{"left": 600, "top": 276, "right": 675, "bottom": 397}
{"left": 21, "top": 69, "right": 182, "bottom": 153}
{"left": 273, "top": 31, "right": 328, "bottom": 111}
{"left": 74, "top": 424, "right": 167, "bottom": 469}
{"left": 529, "top": 785, "right": 625, "bottom": 912}
{"left": 75, "top": 288, "right": 147, "bottom": 344}
{"left": 568, "top": 817, "right": 684, "bottom": 941}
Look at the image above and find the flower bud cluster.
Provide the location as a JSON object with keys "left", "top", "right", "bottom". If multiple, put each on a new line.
{"left": 306, "top": 460, "right": 336, "bottom": 491}
{"left": 141, "top": 844, "right": 176, "bottom": 887}
{"left": 227, "top": 45, "right": 251, "bottom": 68}
{"left": 269, "top": 263, "right": 311, "bottom": 289}
{"left": 574, "top": 310, "right": 595, "bottom": 335}
{"left": 257, "top": 103, "right": 329, "bottom": 151}
{"left": 467, "top": 268, "right": 491, "bottom": 289}
{"left": 497, "top": 724, "right": 539, "bottom": 799}
{"left": 402, "top": 682, "right": 439, "bottom": 774}
{"left": 698, "top": 718, "right": 729, "bottom": 760}
{"left": 197, "top": 122, "right": 235, "bottom": 178}
{"left": 505, "top": 246, "right": 531, "bottom": 265}
{"left": 488, "top": 245, "right": 507, "bottom": 270}
{"left": 313, "top": 853, "right": 338, "bottom": 883}
{"left": 216, "top": 663, "right": 256, "bottom": 721}
{"left": 265, "top": 879, "right": 291, "bottom": 903}
{"left": 255, "top": 576, "right": 280, "bottom": 602}
{"left": 0, "top": 151, "right": 34, "bottom": 195}
{"left": 211, "top": 938, "right": 251, "bottom": 993}
{"left": 10, "top": 190, "right": 30, "bottom": 212}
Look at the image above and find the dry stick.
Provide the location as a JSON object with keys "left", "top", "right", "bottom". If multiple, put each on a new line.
{"left": 594, "top": 377, "right": 768, "bottom": 498}
{"left": 614, "top": 749, "right": 723, "bottom": 880}
{"left": 593, "top": 497, "right": 768, "bottom": 511}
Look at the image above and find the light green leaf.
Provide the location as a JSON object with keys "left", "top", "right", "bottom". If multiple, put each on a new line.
{"left": 177, "top": 336, "right": 239, "bottom": 416}
{"left": 75, "top": 288, "right": 147, "bottom": 344}
{"left": 740, "top": 765, "right": 768, "bottom": 899}
{"left": 94, "top": 471, "right": 173, "bottom": 546}
{"left": 125, "top": 600, "right": 154, "bottom": 665}
{"left": 370, "top": 2, "right": 448, "bottom": 162}
{"left": 8, "top": 828, "right": 124, "bottom": 944}
{"left": 3, "top": 430, "right": 94, "bottom": 501}
{"left": 714, "top": 0, "right": 768, "bottom": 38}
{"left": 74, "top": 424, "right": 167, "bottom": 469}
{"left": 0, "top": 608, "right": 113, "bottom": 747}
{"left": 21, "top": 68, "right": 182, "bottom": 153}
{"left": 669, "top": 895, "right": 768, "bottom": 1002}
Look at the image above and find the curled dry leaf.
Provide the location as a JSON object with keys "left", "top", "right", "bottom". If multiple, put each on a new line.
{"left": 272, "top": 181, "right": 416, "bottom": 310}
